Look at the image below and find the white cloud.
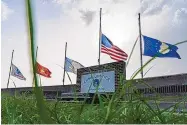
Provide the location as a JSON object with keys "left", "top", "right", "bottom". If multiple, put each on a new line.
{"left": 79, "top": 10, "right": 96, "bottom": 25}
{"left": 140, "top": 0, "right": 171, "bottom": 16}
{"left": 1, "top": 1, "right": 14, "bottom": 21}
{"left": 52, "top": 0, "right": 139, "bottom": 25}
{"left": 173, "top": 8, "right": 187, "bottom": 25}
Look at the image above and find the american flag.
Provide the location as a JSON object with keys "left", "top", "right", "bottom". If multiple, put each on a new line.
{"left": 11, "top": 63, "right": 26, "bottom": 80}
{"left": 101, "top": 34, "right": 128, "bottom": 61}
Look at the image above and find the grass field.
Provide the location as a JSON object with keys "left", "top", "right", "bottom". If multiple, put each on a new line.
{"left": 1, "top": 92, "right": 187, "bottom": 124}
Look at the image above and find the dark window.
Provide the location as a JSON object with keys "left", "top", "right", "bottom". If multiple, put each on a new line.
{"left": 177, "top": 85, "right": 180, "bottom": 93}
{"left": 184, "top": 85, "right": 186, "bottom": 92}
{"left": 175, "top": 85, "right": 177, "bottom": 93}
{"left": 185, "top": 85, "right": 187, "bottom": 92}
{"left": 159, "top": 87, "right": 162, "bottom": 93}
{"left": 161, "top": 87, "right": 163, "bottom": 93}
{"left": 171, "top": 86, "right": 175, "bottom": 93}
{"left": 158, "top": 87, "right": 161, "bottom": 93}
{"left": 170, "top": 85, "right": 172, "bottom": 93}
{"left": 174, "top": 85, "right": 176, "bottom": 93}
{"left": 144, "top": 88, "right": 147, "bottom": 94}
{"left": 169, "top": 86, "right": 171, "bottom": 93}
{"left": 166, "top": 86, "right": 168, "bottom": 93}
{"left": 162, "top": 86, "right": 165, "bottom": 93}
{"left": 156, "top": 88, "right": 158, "bottom": 93}
{"left": 180, "top": 85, "right": 183, "bottom": 93}
{"left": 163, "top": 86, "right": 165, "bottom": 93}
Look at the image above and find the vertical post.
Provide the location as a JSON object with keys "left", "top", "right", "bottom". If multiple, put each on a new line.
{"left": 7, "top": 50, "right": 14, "bottom": 88}
{"left": 138, "top": 13, "right": 143, "bottom": 78}
{"left": 32, "top": 46, "right": 38, "bottom": 87}
{"left": 63, "top": 42, "right": 67, "bottom": 85}
{"left": 36, "top": 46, "right": 42, "bottom": 87}
{"left": 10, "top": 78, "right": 17, "bottom": 97}
{"left": 98, "top": 8, "right": 102, "bottom": 65}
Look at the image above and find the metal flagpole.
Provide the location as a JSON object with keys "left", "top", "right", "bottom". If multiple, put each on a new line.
{"left": 32, "top": 46, "right": 38, "bottom": 87}
{"left": 10, "top": 78, "right": 17, "bottom": 88}
{"left": 98, "top": 8, "right": 102, "bottom": 65}
{"left": 36, "top": 46, "right": 42, "bottom": 87}
{"left": 62, "top": 42, "right": 67, "bottom": 85}
{"left": 10, "top": 78, "right": 17, "bottom": 97}
{"left": 138, "top": 13, "right": 144, "bottom": 78}
{"left": 7, "top": 50, "right": 14, "bottom": 88}
{"left": 55, "top": 64, "right": 72, "bottom": 84}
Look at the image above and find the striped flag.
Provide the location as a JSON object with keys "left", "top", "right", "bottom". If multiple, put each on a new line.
{"left": 11, "top": 63, "right": 26, "bottom": 80}
{"left": 101, "top": 34, "right": 128, "bottom": 61}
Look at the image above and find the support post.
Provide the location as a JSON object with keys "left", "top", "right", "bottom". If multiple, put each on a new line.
{"left": 138, "top": 13, "right": 144, "bottom": 78}
{"left": 98, "top": 8, "right": 102, "bottom": 65}
{"left": 32, "top": 46, "right": 38, "bottom": 87}
{"left": 62, "top": 42, "right": 67, "bottom": 85}
{"left": 7, "top": 50, "right": 14, "bottom": 88}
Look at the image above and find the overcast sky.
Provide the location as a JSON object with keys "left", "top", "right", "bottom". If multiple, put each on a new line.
{"left": 1, "top": 0, "right": 187, "bottom": 88}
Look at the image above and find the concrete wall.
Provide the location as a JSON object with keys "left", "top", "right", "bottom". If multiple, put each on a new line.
{"left": 131, "top": 73, "right": 187, "bottom": 88}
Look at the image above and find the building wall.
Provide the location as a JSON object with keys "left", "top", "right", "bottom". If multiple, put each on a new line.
{"left": 132, "top": 73, "right": 187, "bottom": 88}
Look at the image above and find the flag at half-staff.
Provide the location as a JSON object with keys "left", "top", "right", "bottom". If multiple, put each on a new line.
{"left": 36, "top": 62, "right": 52, "bottom": 78}
{"left": 65, "top": 57, "right": 84, "bottom": 74}
{"left": 101, "top": 34, "right": 128, "bottom": 61}
{"left": 143, "top": 35, "right": 181, "bottom": 59}
{"left": 11, "top": 63, "right": 26, "bottom": 80}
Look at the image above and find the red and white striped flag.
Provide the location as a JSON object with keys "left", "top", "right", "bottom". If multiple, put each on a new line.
{"left": 101, "top": 34, "right": 128, "bottom": 61}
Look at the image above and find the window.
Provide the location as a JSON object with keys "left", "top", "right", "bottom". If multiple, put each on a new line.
{"left": 177, "top": 85, "right": 180, "bottom": 93}
{"left": 158, "top": 87, "right": 161, "bottom": 93}
{"left": 185, "top": 85, "right": 187, "bottom": 92}
{"left": 171, "top": 85, "right": 175, "bottom": 93}
{"left": 174, "top": 85, "right": 177, "bottom": 93}
{"left": 156, "top": 88, "right": 158, "bottom": 93}
{"left": 161, "top": 87, "right": 163, "bottom": 93}
{"left": 166, "top": 86, "right": 168, "bottom": 93}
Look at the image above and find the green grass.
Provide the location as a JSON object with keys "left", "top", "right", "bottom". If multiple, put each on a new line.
{"left": 1, "top": 92, "right": 187, "bottom": 124}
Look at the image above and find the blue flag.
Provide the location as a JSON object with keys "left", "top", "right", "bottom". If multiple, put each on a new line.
{"left": 65, "top": 57, "right": 84, "bottom": 74}
{"left": 143, "top": 35, "right": 181, "bottom": 59}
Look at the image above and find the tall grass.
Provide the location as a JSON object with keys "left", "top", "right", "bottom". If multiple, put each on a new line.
{"left": 1, "top": 92, "right": 187, "bottom": 124}
{"left": 1, "top": 0, "right": 187, "bottom": 124}
{"left": 25, "top": 0, "right": 54, "bottom": 123}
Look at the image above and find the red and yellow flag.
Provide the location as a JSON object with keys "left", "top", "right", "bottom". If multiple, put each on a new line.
{"left": 36, "top": 62, "right": 51, "bottom": 78}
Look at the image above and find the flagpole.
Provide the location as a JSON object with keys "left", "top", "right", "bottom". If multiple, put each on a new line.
{"left": 55, "top": 64, "right": 72, "bottom": 84}
{"left": 10, "top": 78, "right": 17, "bottom": 88}
{"left": 62, "top": 42, "right": 67, "bottom": 85}
{"left": 32, "top": 46, "right": 38, "bottom": 87}
{"left": 36, "top": 46, "right": 42, "bottom": 87}
{"left": 98, "top": 8, "right": 102, "bottom": 65}
{"left": 7, "top": 50, "right": 14, "bottom": 88}
{"left": 138, "top": 13, "right": 144, "bottom": 79}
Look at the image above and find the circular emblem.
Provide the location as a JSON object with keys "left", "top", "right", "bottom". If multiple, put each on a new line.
{"left": 93, "top": 79, "right": 100, "bottom": 88}
{"left": 159, "top": 42, "right": 170, "bottom": 54}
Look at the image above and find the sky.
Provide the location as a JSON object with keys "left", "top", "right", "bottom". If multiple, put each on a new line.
{"left": 1, "top": 0, "right": 187, "bottom": 88}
